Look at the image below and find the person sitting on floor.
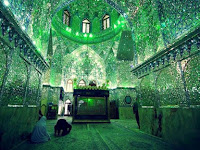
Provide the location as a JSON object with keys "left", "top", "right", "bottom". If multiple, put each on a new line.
{"left": 31, "top": 116, "right": 51, "bottom": 143}
{"left": 54, "top": 119, "right": 72, "bottom": 136}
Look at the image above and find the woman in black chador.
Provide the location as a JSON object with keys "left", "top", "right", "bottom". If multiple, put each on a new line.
{"left": 54, "top": 119, "right": 72, "bottom": 136}
{"left": 133, "top": 99, "right": 140, "bottom": 129}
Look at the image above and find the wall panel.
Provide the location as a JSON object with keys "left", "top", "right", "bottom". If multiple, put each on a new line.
{"left": 185, "top": 54, "right": 200, "bottom": 105}
{"left": 2, "top": 51, "right": 28, "bottom": 105}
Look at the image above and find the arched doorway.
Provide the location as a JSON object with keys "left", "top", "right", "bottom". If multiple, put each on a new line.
{"left": 64, "top": 99, "right": 72, "bottom": 116}
{"left": 58, "top": 100, "right": 64, "bottom": 115}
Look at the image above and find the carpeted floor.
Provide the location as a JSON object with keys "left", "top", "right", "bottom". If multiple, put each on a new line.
{"left": 14, "top": 117, "right": 175, "bottom": 150}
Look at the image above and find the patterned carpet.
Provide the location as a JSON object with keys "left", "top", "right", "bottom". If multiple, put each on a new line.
{"left": 15, "top": 117, "right": 175, "bottom": 150}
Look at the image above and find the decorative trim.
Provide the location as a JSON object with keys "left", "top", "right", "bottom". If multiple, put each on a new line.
{"left": 131, "top": 26, "right": 200, "bottom": 78}
{"left": 0, "top": 3, "right": 49, "bottom": 73}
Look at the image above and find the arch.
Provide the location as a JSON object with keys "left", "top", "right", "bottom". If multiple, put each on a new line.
{"left": 58, "top": 100, "right": 64, "bottom": 115}
{"left": 78, "top": 79, "right": 86, "bottom": 86}
{"left": 89, "top": 80, "right": 97, "bottom": 86}
{"left": 66, "top": 79, "right": 73, "bottom": 92}
{"left": 92, "top": 80, "right": 97, "bottom": 85}
{"left": 63, "top": 10, "right": 70, "bottom": 26}
{"left": 65, "top": 99, "right": 71, "bottom": 104}
{"left": 62, "top": 45, "right": 106, "bottom": 86}
{"left": 64, "top": 99, "right": 72, "bottom": 115}
{"left": 82, "top": 19, "right": 90, "bottom": 33}
{"left": 102, "top": 14, "right": 110, "bottom": 30}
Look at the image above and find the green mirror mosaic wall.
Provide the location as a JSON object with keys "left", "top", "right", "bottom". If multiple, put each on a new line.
{"left": 5, "top": 0, "right": 200, "bottom": 60}
{"left": 2, "top": 50, "right": 28, "bottom": 105}
{"left": 0, "top": 45, "right": 7, "bottom": 89}
{"left": 1, "top": 0, "right": 199, "bottom": 107}
{"left": 185, "top": 56, "right": 200, "bottom": 105}
{"left": 156, "top": 63, "right": 184, "bottom": 106}
{"left": 26, "top": 68, "right": 40, "bottom": 105}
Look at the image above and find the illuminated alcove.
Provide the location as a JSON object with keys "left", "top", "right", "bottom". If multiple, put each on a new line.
{"left": 62, "top": 45, "right": 107, "bottom": 89}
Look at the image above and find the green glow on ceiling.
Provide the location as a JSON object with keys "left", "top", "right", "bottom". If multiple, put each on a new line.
{"left": 89, "top": 34, "right": 93, "bottom": 38}
{"left": 52, "top": 16, "right": 126, "bottom": 44}
{"left": 51, "top": 0, "right": 129, "bottom": 44}
{"left": 66, "top": 27, "right": 72, "bottom": 33}
{"left": 60, "top": 45, "right": 107, "bottom": 86}
{"left": 83, "top": 34, "right": 87, "bottom": 37}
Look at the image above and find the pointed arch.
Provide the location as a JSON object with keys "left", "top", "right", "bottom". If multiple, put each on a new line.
{"left": 66, "top": 79, "right": 73, "bottom": 92}
{"left": 102, "top": 14, "right": 110, "bottom": 30}
{"left": 82, "top": 19, "right": 90, "bottom": 33}
{"left": 63, "top": 10, "right": 70, "bottom": 26}
{"left": 79, "top": 79, "right": 86, "bottom": 86}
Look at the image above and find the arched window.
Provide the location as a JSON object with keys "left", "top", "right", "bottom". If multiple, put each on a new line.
{"left": 93, "top": 80, "right": 97, "bottom": 84}
{"left": 66, "top": 79, "right": 73, "bottom": 92}
{"left": 89, "top": 80, "right": 97, "bottom": 86}
{"left": 78, "top": 79, "right": 86, "bottom": 86}
{"left": 82, "top": 19, "right": 90, "bottom": 33}
{"left": 103, "top": 15, "right": 110, "bottom": 30}
{"left": 64, "top": 99, "right": 71, "bottom": 115}
{"left": 63, "top": 10, "right": 70, "bottom": 26}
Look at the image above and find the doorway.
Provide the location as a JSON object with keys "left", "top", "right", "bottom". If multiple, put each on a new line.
{"left": 58, "top": 100, "right": 64, "bottom": 115}
{"left": 64, "top": 99, "right": 72, "bottom": 116}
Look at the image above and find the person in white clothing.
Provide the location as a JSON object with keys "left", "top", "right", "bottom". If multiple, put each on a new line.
{"left": 31, "top": 116, "right": 50, "bottom": 143}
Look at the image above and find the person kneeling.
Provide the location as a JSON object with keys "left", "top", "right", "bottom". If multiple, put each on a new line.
{"left": 54, "top": 119, "right": 72, "bottom": 136}
{"left": 31, "top": 116, "right": 51, "bottom": 143}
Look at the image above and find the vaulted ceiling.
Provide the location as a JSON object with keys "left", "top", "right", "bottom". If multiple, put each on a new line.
{"left": 5, "top": 0, "right": 139, "bottom": 57}
{"left": 3, "top": 0, "right": 200, "bottom": 65}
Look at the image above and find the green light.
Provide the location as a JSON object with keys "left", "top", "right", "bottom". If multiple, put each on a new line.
{"left": 76, "top": 32, "right": 79, "bottom": 36}
{"left": 114, "top": 24, "right": 117, "bottom": 29}
{"left": 52, "top": 10, "right": 124, "bottom": 44}
{"left": 66, "top": 27, "right": 71, "bottom": 32}
{"left": 89, "top": 34, "right": 93, "bottom": 37}
{"left": 156, "top": 25, "right": 161, "bottom": 30}
{"left": 118, "top": 21, "right": 121, "bottom": 24}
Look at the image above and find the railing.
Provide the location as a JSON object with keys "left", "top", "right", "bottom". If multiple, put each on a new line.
{"left": 0, "top": 2, "right": 49, "bottom": 73}
{"left": 131, "top": 26, "right": 200, "bottom": 78}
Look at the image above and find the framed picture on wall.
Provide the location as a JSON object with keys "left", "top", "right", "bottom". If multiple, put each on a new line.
{"left": 125, "top": 96, "right": 132, "bottom": 104}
